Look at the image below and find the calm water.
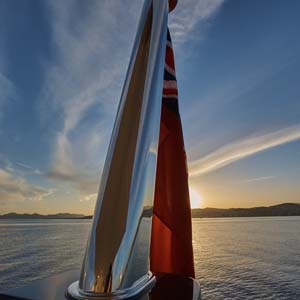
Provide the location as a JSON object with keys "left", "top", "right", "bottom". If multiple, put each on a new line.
{"left": 0, "top": 217, "right": 300, "bottom": 299}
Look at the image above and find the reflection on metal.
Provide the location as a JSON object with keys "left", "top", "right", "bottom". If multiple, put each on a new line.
{"left": 67, "top": 0, "right": 168, "bottom": 299}
{"left": 68, "top": 272, "right": 155, "bottom": 300}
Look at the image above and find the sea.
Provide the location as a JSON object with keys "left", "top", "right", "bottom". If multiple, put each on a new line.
{"left": 0, "top": 217, "right": 300, "bottom": 299}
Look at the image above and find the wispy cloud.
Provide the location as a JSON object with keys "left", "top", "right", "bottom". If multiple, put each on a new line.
{"left": 196, "top": 176, "right": 277, "bottom": 192}
{"left": 15, "top": 161, "right": 42, "bottom": 175}
{"left": 80, "top": 193, "right": 97, "bottom": 203}
{"left": 189, "top": 124, "right": 300, "bottom": 177}
{"left": 243, "top": 176, "right": 275, "bottom": 183}
{"left": 0, "top": 72, "right": 17, "bottom": 122}
{"left": 16, "top": 162, "right": 34, "bottom": 170}
{"left": 0, "top": 168, "right": 54, "bottom": 202}
{"left": 40, "top": 0, "right": 142, "bottom": 181}
{"left": 47, "top": 165, "right": 100, "bottom": 205}
{"left": 169, "top": 0, "right": 225, "bottom": 44}
{"left": 0, "top": 11, "right": 17, "bottom": 121}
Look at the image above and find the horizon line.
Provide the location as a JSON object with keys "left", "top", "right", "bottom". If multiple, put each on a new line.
{"left": 1, "top": 202, "right": 299, "bottom": 217}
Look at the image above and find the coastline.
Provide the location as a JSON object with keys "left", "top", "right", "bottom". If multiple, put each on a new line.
{"left": 1, "top": 203, "right": 300, "bottom": 220}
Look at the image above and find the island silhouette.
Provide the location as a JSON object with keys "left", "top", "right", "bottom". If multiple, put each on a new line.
{"left": 1, "top": 203, "right": 300, "bottom": 219}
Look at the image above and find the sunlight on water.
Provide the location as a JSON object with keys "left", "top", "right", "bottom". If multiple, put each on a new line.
{"left": 0, "top": 217, "right": 300, "bottom": 299}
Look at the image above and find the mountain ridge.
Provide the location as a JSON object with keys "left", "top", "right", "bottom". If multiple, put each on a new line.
{"left": 0, "top": 203, "right": 299, "bottom": 219}
{"left": 0, "top": 213, "right": 85, "bottom": 219}
{"left": 191, "top": 203, "right": 300, "bottom": 218}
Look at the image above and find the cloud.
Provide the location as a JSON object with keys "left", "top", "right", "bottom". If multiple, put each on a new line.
{"left": 0, "top": 11, "right": 18, "bottom": 121}
{"left": 0, "top": 72, "right": 17, "bottom": 121}
{"left": 80, "top": 193, "right": 97, "bottom": 203}
{"left": 169, "top": 0, "right": 225, "bottom": 44}
{"left": 16, "top": 162, "right": 35, "bottom": 169}
{"left": 15, "top": 161, "right": 42, "bottom": 175}
{"left": 47, "top": 168, "right": 99, "bottom": 202}
{"left": 189, "top": 124, "right": 300, "bottom": 177}
{"left": 40, "top": 0, "right": 142, "bottom": 181}
{"left": 0, "top": 168, "right": 54, "bottom": 202}
{"left": 243, "top": 176, "right": 275, "bottom": 183}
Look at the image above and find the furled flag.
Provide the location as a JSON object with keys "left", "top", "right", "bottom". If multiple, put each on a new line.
{"left": 150, "top": 24, "right": 195, "bottom": 278}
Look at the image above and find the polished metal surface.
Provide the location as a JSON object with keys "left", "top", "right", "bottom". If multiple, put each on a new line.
{"left": 67, "top": 0, "right": 169, "bottom": 299}
{"left": 68, "top": 272, "right": 155, "bottom": 300}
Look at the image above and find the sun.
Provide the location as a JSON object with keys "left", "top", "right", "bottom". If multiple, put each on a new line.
{"left": 189, "top": 187, "right": 203, "bottom": 209}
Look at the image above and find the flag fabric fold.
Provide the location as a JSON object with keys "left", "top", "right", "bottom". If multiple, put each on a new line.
{"left": 150, "top": 29, "right": 195, "bottom": 278}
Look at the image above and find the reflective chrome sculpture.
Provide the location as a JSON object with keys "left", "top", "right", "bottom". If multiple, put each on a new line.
{"left": 67, "top": 0, "right": 168, "bottom": 299}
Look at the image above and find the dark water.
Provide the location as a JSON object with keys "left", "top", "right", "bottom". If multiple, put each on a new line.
{"left": 0, "top": 217, "right": 300, "bottom": 299}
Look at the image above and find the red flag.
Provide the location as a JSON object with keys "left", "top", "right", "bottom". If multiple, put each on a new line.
{"left": 150, "top": 30, "right": 195, "bottom": 278}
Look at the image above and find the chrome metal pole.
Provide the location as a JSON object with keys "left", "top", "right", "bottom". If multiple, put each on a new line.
{"left": 67, "top": 0, "right": 168, "bottom": 299}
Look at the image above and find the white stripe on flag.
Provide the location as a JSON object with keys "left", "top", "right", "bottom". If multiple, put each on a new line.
{"left": 163, "top": 80, "right": 178, "bottom": 89}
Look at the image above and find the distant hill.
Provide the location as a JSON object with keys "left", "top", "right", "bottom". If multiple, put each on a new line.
{"left": 0, "top": 213, "right": 85, "bottom": 219}
{"left": 1, "top": 203, "right": 300, "bottom": 219}
{"left": 191, "top": 203, "right": 300, "bottom": 218}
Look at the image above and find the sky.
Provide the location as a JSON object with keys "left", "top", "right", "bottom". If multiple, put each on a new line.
{"left": 0, "top": 0, "right": 299, "bottom": 214}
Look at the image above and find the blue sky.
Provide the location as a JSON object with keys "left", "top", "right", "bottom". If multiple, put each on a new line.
{"left": 0, "top": 0, "right": 299, "bottom": 214}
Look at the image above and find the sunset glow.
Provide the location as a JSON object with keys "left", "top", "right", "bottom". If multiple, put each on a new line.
{"left": 189, "top": 187, "right": 203, "bottom": 209}
{"left": 0, "top": 1, "right": 299, "bottom": 215}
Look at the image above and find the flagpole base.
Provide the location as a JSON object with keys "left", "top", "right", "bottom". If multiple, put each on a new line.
{"left": 67, "top": 272, "right": 156, "bottom": 300}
